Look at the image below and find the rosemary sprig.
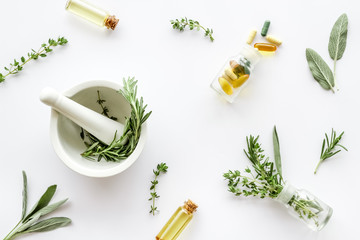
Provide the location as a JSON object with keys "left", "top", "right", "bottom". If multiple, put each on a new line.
{"left": 170, "top": 17, "right": 214, "bottom": 41}
{"left": 3, "top": 171, "right": 71, "bottom": 240}
{"left": 149, "top": 163, "right": 168, "bottom": 215}
{"left": 314, "top": 129, "right": 347, "bottom": 174}
{"left": 0, "top": 37, "right": 68, "bottom": 83}
{"left": 224, "top": 128, "right": 324, "bottom": 227}
{"left": 81, "top": 77, "right": 152, "bottom": 162}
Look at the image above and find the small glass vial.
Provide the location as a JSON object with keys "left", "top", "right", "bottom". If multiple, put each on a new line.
{"left": 65, "top": 0, "right": 119, "bottom": 30}
{"left": 275, "top": 182, "right": 333, "bottom": 231}
{"left": 156, "top": 200, "right": 198, "bottom": 240}
{"left": 211, "top": 45, "right": 262, "bottom": 103}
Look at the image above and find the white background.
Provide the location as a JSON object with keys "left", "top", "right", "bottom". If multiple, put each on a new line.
{"left": 0, "top": 0, "right": 359, "bottom": 239}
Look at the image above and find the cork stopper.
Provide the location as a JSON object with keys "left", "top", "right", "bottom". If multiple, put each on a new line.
{"left": 183, "top": 199, "right": 198, "bottom": 214}
{"left": 105, "top": 15, "right": 119, "bottom": 30}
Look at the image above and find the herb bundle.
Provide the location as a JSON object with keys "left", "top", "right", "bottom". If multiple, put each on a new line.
{"left": 170, "top": 17, "right": 214, "bottom": 42}
{"left": 306, "top": 14, "right": 348, "bottom": 92}
{"left": 314, "top": 129, "right": 347, "bottom": 174}
{"left": 149, "top": 163, "right": 168, "bottom": 215}
{"left": 0, "top": 37, "right": 68, "bottom": 84}
{"left": 81, "top": 77, "right": 151, "bottom": 162}
{"left": 224, "top": 127, "right": 326, "bottom": 228}
{"left": 3, "top": 171, "right": 71, "bottom": 240}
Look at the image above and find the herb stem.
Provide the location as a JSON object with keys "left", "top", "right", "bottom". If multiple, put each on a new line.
{"left": 3, "top": 220, "right": 21, "bottom": 240}
{"left": 314, "top": 160, "right": 322, "bottom": 174}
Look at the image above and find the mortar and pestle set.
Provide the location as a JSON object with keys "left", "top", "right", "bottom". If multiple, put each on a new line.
{"left": 40, "top": 80, "right": 147, "bottom": 177}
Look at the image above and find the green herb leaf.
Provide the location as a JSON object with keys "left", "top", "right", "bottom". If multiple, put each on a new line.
{"left": 149, "top": 162, "right": 168, "bottom": 215}
{"left": 22, "top": 217, "right": 71, "bottom": 233}
{"left": 80, "top": 77, "right": 151, "bottom": 162}
{"left": 170, "top": 17, "right": 214, "bottom": 42}
{"left": 21, "top": 171, "right": 28, "bottom": 220}
{"left": 3, "top": 172, "right": 70, "bottom": 240}
{"left": 314, "top": 129, "right": 348, "bottom": 174}
{"left": 0, "top": 37, "right": 68, "bottom": 84}
{"left": 306, "top": 48, "right": 335, "bottom": 92}
{"left": 23, "top": 185, "right": 57, "bottom": 222}
{"left": 328, "top": 13, "right": 348, "bottom": 61}
{"left": 272, "top": 126, "right": 282, "bottom": 179}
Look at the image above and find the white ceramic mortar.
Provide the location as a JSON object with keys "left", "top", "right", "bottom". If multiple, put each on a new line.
{"left": 48, "top": 80, "right": 147, "bottom": 177}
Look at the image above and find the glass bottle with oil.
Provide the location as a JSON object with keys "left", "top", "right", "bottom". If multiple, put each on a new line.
{"left": 156, "top": 200, "right": 198, "bottom": 240}
{"left": 65, "top": 0, "right": 119, "bottom": 30}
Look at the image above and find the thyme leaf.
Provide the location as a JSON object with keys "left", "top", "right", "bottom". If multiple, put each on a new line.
{"left": 0, "top": 37, "right": 68, "bottom": 84}
{"left": 170, "top": 17, "right": 214, "bottom": 42}
{"left": 149, "top": 163, "right": 168, "bottom": 215}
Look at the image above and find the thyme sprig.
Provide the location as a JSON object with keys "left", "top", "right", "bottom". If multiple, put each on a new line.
{"left": 149, "top": 163, "right": 168, "bottom": 215}
{"left": 170, "top": 17, "right": 214, "bottom": 41}
{"left": 314, "top": 129, "right": 347, "bottom": 174}
{"left": 3, "top": 171, "right": 71, "bottom": 240}
{"left": 81, "top": 77, "right": 151, "bottom": 162}
{"left": 224, "top": 127, "right": 324, "bottom": 228}
{"left": 0, "top": 37, "right": 68, "bottom": 83}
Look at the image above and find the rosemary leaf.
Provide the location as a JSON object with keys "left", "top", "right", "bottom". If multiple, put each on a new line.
{"left": 314, "top": 129, "right": 348, "bottom": 174}
{"left": 81, "top": 77, "right": 151, "bottom": 162}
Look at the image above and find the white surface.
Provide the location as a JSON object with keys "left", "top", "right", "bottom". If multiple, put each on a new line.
{"left": 0, "top": 0, "right": 359, "bottom": 239}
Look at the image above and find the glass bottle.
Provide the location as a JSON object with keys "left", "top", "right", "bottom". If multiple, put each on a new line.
{"left": 156, "top": 200, "right": 198, "bottom": 240}
{"left": 211, "top": 44, "right": 262, "bottom": 103}
{"left": 65, "top": 0, "right": 119, "bottom": 30}
{"left": 275, "top": 182, "right": 333, "bottom": 231}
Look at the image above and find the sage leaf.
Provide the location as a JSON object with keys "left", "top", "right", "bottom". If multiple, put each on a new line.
{"left": 23, "top": 217, "right": 71, "bottom": 233}
{"left": 23, "top": 185, "right": 57, "bottom": 222}
{"left": 272, "top": 126, "right": 282, "bottom": 179}
{"left": 21, "top": 171, "right": 28, "bottom": 220}
{"left": 32, "top": 198, "right": 68, "bottom": 218}
{"left": 328, "top": 13, "right": 348, "bottom": 61}
{"left": 306, "top": 48, "right": 335, "bottom": 92}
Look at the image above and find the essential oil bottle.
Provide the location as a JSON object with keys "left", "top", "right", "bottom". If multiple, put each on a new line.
{"left": 156, "top": 200, "right": 198, "bottom": 240}
{"left": 65, "top": 0, "right": 119, "bottom": 30}
{"left": 211, "top": 45, "right": 262, "bottom": 103}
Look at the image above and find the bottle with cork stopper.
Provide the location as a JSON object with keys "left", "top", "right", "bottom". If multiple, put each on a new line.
{"left": 156, "top": 199, "right": 198, "bottom": 240}
{"left": 65, "top": 0, "right": 119, "bottom": 30}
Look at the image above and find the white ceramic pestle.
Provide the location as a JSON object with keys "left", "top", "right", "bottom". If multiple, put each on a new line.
{"left": 40, "top": 87, "right": 124, "bottom": 145}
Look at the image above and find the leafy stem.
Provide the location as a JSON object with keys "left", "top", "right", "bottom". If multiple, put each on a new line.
{"left": 0, "top": 37, "right": 68, "bottom": 83}
{"left": 3, "top": 171, "right": 71, "bottom": 240}
{"left": 81, "top": 77, "right": 152, "bottom": 162}
{"left": 170, "top": 17, "right": 214, "bottom": 42}
{"left": 314, "top": 129, "right": 347, "bottom": 174}
{"left": 149, "top": 163, "right": 168, "bottom": 215}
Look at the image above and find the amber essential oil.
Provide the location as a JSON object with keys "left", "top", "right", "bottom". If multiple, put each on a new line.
{"left": 156, "top": 200, "right": 198, "bottom": 240}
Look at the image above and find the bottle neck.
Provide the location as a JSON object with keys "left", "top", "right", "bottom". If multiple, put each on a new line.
{"left": 183, "top": 199, "right": 198, "bottom": 214}
{"left": 105, "top": 15, "right": 119, "bottom": 30}
{"left": 275, "top": 182, "right": 297, "bottom": 204}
